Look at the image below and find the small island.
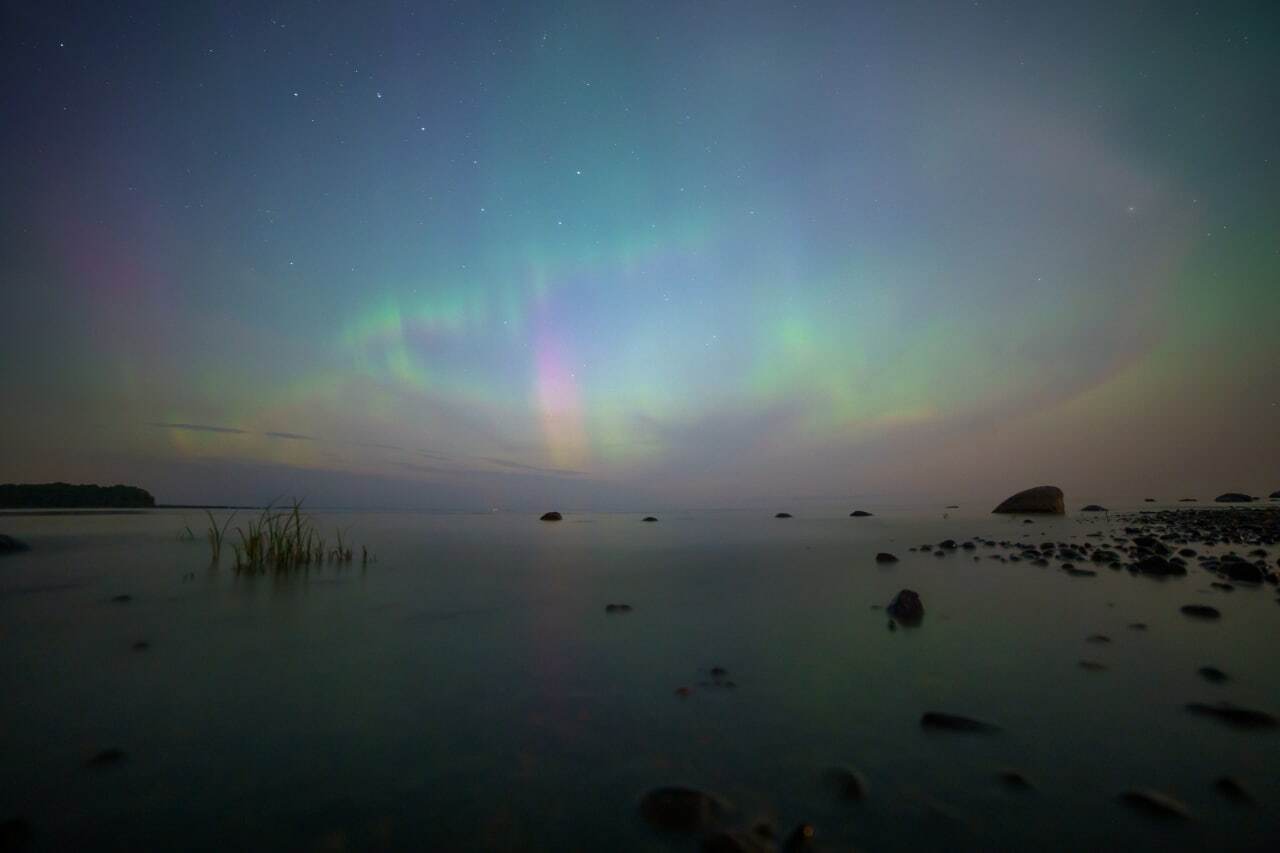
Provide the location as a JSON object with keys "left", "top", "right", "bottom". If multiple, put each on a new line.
{"left": 0, "top": 482, "right": 156, "bottom": 509}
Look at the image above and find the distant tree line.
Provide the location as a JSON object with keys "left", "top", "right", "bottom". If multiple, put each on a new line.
{"left": 0, "top": 482, "right": 156, "bottom": 508}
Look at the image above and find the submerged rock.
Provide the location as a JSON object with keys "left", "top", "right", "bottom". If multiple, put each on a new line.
{"left": 604, "top": 603, "right": 633, "bottom": 613}
{"left": 774, "top": 512, "right": 793, "bottom": 518}
{"left": 824, "top": 766, "right": 869, "bottom": 801}
{"left": 1198, "top": 666, "right": 1228, "bottom": 683}
{"left": 0, "top": 534, "right": 30, "bottom": 555}
{"left": 539, "top": 511, "right": 563, "bottom": 521}
{"left": 1080, "top": 504, "right": 1108, "bottom": 512}
{"left": 849, "top": 510, "right": 873, "bottom": 517}
{"left": 875, "top": 552, "right": 899, "bottom": 564}
{"left": 642, "top": 516, "right": 658, "bottom": 522}
{"left": 886, "top": 589, "right": 924, "bottom": 625}
{"left": 1215, "top": 493, "right": 1254, "bottom": 503}
{"left": 85, "top": 748, "right": 127, "bottom": 768}
{"left": 1185, "top": 702, "right": 1278, "bottom": 729}
{"left": 1180, "top": 604, "right": 1221, "bottom": 620}
{"left": 639, "top": 786, "right": 727, "bottom": 832}
{"left": 1119, "top": 789, "right": 1191, "bottom": 819}
{"left": 920, "top": 712, "right": 999, "bottom": 733}
{"left": 992, "top": 486, "right": 1065, "bottom": 515}
{"left": 998, "top": 769, "right": 1034, "bottom": 790}
{"left": 1271, "top": 490, "right": 1280, "bottom": 499}
{"left": 1214, "top": 776, "right": 1254, "bottom": 804}
{"left": 110, "top": 594, "right": 133, "bottom": 604}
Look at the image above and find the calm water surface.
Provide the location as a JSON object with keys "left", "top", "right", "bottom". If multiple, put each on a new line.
{"left": 2, "top": 505, "right": 1277, "bottom": 851}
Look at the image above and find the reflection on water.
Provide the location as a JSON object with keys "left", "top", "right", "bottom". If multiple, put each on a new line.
{"left": 1, "top": 506, "right": 1277, "bottom": 851}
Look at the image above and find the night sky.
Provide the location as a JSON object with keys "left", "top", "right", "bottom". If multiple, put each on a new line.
{"left": 2, "top": 1, "right": 1277, "bottom": 508}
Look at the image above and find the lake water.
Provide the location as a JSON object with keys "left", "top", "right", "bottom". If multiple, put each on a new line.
{"left": 2, "top": 504, "right": 1278, "bottom": 851}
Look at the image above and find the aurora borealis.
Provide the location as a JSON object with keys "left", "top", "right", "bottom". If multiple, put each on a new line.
{"left": 2, "top": 1, "right": 1277, "bottom": 508}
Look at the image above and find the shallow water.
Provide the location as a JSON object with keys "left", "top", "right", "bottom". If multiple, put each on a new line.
{"left": 1, "top": 505, "right": 1278, "bottom": 851}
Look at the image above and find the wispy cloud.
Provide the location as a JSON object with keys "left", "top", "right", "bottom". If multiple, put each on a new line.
{"left": 479, "top": 457, "right": 587, "bottom": 477}
{"left": 149, "top": 422, "right": 247, "bottom": 435}
{"left": 264, "top": 431, "right": 315, "bottom": 441}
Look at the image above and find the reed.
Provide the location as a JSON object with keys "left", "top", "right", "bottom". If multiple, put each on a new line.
{"left": 205, "top": 510, "right": 236, "bottom": 562}
{"left": 216, "top": 499, "right": 364, "bottom": 575}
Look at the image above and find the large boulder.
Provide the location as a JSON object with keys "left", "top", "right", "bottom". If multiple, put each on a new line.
{"left": 992, "top": 486, "right": 1065, "bottom": 514}
{"left": 1270, "top": 490, "right": 1280, "bottom": 499}
{"left": 886, "top": 589, "right": 924, "bottom": 625}
{"left": 1214, "top": 493, "right": 1253, "bottom": 503}
{"left": 539, "top": 511, "right": 563, "bottom": 521}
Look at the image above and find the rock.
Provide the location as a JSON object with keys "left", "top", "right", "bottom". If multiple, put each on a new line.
{"left": 539, "top": 511, "right": 563, "bottom": 521}
{"left": 992, "top": 486, "right": 1065, "bottom": 515}
{"left": 1144, "top": 498, "right": 1156, "bottom": 502}
{"left": 1271, "top": 490, "right": 1280, "bottom": 499}
{"left": 824, "top": 766, "right": 868, "bottom": 801}
{"left": 920, "top": 712, "right": 999, "bottom": 733}
{"left": 1080, "top": 504, "right": 1108, "bottom": 512}
{"left": 642, "top": 516, "right": 658, "bottom": 522}
{"left": 604, "top": 603, "right": 633, "bottom": 613}
{"left": 639, "top": 786, "right": 727, "bottom": 832}
{"left": 110, "top": 594, "right": 133, "bottom": 604}
{"left": 1063, "top": 566, "right": 1097, "bottom": 577}
{"left": 782, "top": 824, "right": 816, "bottom": 852}
{"left": 998, "top": 769, "right": 1034, "bottom": 790}
{"left": 1214, "top": 776, "right": 1254, "bottom": 804}
{"left": 875, "top": 552, "right": 898, "bottom": 564}
{"left": 1130, "top": 556, "right": 1185, "bottom": 576}
{"left": 1185, "top": 702, "right": 1278, "bottom": 729}
{"left": 1128, "top": 622, "right": 1147, "bottom": 630}
{"left": 1218, "top": 556, "right": 1264, "bottom": 583}
{"left": 1119, "top": 789, "right": 1191, "bottom": 819}
{"left": 1085, "top": 634, "right": 1111, "bottom": 643}
{"left": 886, "top": 589, "right": 924, "bottom": 625}
{"left": 1215, "top": 493, "right": 1254, "bottom": 503}
{"left": 774, "top": 512, "right": 793, "bottom": 518}
{"left": 849, "top": 510, "right": 873, "bottom": 517}
{"left": 0, "top": 534, "right": 30, "bottom": 555}
{"left": 1198, "top": 666, "right": 1228, "bottom": 683}
{"left": 1180, "top": 604, "right": 1221, "bottom": 620}
{"left": 131, "top": 640, "right": 150, "bottom": 651}
{"left": 1179, "top": 497, "right": 1197, "bottom": 502}
{"left": 85, "top": 748, "right": 127, "bottom": 768}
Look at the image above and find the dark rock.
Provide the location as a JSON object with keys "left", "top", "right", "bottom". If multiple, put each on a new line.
{"left": 1119, "top": 789, "right": 1191, "bottom": 819}
{"left": 849, "top": 510, "right": 873, "bottom": 517}
{"left": 1218, "top": 556, "right": 1263, "bottom": 583}
{"left": 1215, "top": 493, "right": 1254, "bottom": 503}
{"left": 1128, "top": 622, "right": 1147, "bottom": 630}
{"left": 0, "top": 534, "right": 30, "bottom": 555}
{"left": 1214, "top": 776, "right": 1254, "bottom": 804}
{"left": 1144, "top": 498, "right": 1156, "bottom": 502}
{"left": 1179, "top": 498, "right": 1197, "bottom": 502}
{"left": 642, "top": 516, "right": 658, "bottom": 522}
{"left": 1185, "top": 702, "right": 1277, "bottom": 729}
{"left": 875, "top": 552, "right": 899, "bottom": 564}
{"left": 604, "top": 603, "right": 633, "bottom": 613}
{"left": 1180, "top": 604, "right": 1221, "bottom": 620}
{"left": 1085, "top": 634, "right": 1111, "bottom": 643}
{"left": 992, "top": 486, "right": 1065, "bottom": 514}
{"left": 886, "top": 589, "right": 924, "bottom": 625}
{"left": 824, "top": 766, "right": 868, "bottom": 801}
{"left": 639, "top": 786, "right": 727, "bottom": 831}
{"left": 131, "top": 640, "right": 150, "bottom": 651}
{"left": 782, "top": 823, "right": 816, "bottom": 852}
{"left": 920, "top": 712, "right": 999, "bottom": 733}
{"left": 1272, "top": 491, "right": 1280, "bottom": 499}
{"left": 85, "top": 748, "right": 127, "bottom": 768}
{"left": 775, "top": 512, "right": 792, "bottom": 519}
{"left": 709, "top": 666, "right": 727, "bottom": 679}
{"left": 998, "top": 769, "right": 1034, "bottom": 790}
{"left": 539, "top": 511, "right": 563, "bottom": 521}
{"left": 1130, "top": 556, "right": 1185, "bottom": 576}
{"left": 1063, "top": 566, "right": 1097, "bottom": 577}
{"left": 110, "top": 594, "right": 133, "bottom": 604}
{"left": 1198, "top": 666, "right": 1228, "bottom": 683}
{"left": 1081, "top": 504, "right": 1108, "bottom": 512}
{"left": 938, "top": 539, "right": 958, "bottom": 550}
